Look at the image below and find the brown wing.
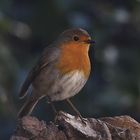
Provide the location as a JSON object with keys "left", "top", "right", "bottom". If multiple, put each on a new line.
{"left": 19, "top": 46, "right": 60, "bottom": 99}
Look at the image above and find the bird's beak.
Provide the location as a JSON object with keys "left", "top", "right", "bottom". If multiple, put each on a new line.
{"left": 85, "top": 39, "right": 95, "bottom": 44}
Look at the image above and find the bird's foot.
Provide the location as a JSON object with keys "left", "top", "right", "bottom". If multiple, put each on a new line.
{"left": 75, "top": 115, "right": 87, "bottom": 126}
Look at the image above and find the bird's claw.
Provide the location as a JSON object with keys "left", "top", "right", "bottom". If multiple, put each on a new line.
{"left": 75, "top": 115, "right": 87, "bottom": 126}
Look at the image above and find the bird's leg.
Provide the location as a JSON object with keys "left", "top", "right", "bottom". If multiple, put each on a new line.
{"left": 66, "top": 99, "right": 86, "bottom": 124}
{"left": 47, "top": 97, "right": 59, "bottom": 122}
{"left": 47, "top": 97, "right": 57, "bottom": 115}
{"left": 50, "top": 102, "right": 57, "bottom": 115}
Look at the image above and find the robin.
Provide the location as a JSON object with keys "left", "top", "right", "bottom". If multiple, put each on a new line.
{"left": 18, "top": 28, "right": 95, "bottom": 120}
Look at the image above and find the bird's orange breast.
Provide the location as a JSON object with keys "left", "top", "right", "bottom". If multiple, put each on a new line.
{"left": 56, "top": 42, "right": 91, "bottom": 78}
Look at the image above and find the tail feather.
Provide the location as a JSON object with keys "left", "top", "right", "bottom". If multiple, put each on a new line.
{"left": 18, "top": 96, "right": 39, "bottom": 118}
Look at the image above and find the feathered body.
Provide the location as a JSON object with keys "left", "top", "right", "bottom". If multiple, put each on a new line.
{"left": 18, "top": 28, "right": 93, "bottom": 118}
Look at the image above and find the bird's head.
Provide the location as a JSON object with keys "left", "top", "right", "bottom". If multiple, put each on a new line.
{"left": 57, "top": 28, "right": 95, "bottom": 49}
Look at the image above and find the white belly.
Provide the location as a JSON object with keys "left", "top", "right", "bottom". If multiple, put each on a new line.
{"left": 49, "top": 70, "right": 87, "bottom": 101}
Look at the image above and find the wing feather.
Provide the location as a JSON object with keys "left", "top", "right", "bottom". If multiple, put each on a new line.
{"left": 19, "top": 46, "right": 60, "bottom": 99}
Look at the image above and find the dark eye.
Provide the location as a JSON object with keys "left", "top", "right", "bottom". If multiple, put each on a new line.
{"left": 73, "top": 36, "right": 79, "bottom": 41}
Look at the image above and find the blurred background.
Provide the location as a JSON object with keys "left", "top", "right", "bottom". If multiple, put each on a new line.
{"left": 0, "top": 0, "right": 140, "bottom": 139}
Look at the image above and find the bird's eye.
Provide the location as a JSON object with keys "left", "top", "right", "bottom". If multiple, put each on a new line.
{"left": 73, "top": 36, "right": 79, "bottom": 41}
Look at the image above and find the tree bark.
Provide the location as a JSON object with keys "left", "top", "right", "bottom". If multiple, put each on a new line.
{"left": 11, "top": 111, "right": 140, "bottom": 140}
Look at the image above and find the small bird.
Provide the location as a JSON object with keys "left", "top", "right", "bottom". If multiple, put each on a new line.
{"left": 18, "top": 28, "right": 95, "bottom": 118}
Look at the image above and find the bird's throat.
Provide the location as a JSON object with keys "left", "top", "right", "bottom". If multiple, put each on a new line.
{"left": 56, "top": 43, "right": 91, "bottom": 78}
